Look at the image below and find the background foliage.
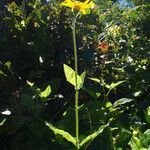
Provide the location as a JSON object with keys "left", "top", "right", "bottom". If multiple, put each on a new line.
{"left": 0, "top": 0, "right": 150, "bottom": 149}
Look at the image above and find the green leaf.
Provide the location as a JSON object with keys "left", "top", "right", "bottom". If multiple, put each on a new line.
{"left": 145, "top": 106, "right": 150, "bottom": 124}
{"left": 113, "top": 98, "right": 134, "bottom": 108}
{"left": 64, "top": 64, "right": 85, "bottom": 89}
{"left": 108, "top": 81, "right": 125, "bottom": 90}
{"left": 26, "top": 80, "right": 34, "bottom": 87}
{"left": 133, "top": 91, "right": 142, "bottom": 97}
{"left": 88, "top": 77, "right": 100, "bottom": 83}
{"left": 0, "top": 70, "right": 6, "bottom": 76}
{"left": 89, "top": 78, "right": 125, "bottom": 91}
{"left": 129, "top": 11, "right": 138, "bottom": 21}
{"left": 21, "top": 20, "right": 25, "bottom": 27}
{"left": 46, "top": 122, "right": 76, "bottom": 146}
{"left": 128, "top": 135, "right": 146, "bottom": 150}
{"left": 79, "top": 123, "right": 109, "bottom": 147}
{"left": 39, "top": 85, "right": 51, "bottom": 98}
{"left": 140, "top": 129, "right": 150, "bottom": 148}
{"left": 4, "top": 61, "right": 11, "bottom": 70}
{"left": 106, "top": 102, "right": 112, "bottom": 108}
{"left": 26, "top": 81, "right": 51, "bottom": 100}
{"left": 113, "top": 67, "right": 125, "bottom": 73}
{"left": 80, "top": 71, "right": 86, "bottom": 82}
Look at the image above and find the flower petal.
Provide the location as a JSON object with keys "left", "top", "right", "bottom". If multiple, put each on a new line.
{"left": 80, "top": 9, "right": 87, "bottom": 15}
{"left": 60, "top": 0, "right": 95, "bottom": 15}
{"left": 84, "top": 0, "right": 91, "bottom": 4}
{"left": 61, "top": 0, "right": 73, "bottom": 8}
{"left": 88, "top": 1, "right": 95, "bottom": 9}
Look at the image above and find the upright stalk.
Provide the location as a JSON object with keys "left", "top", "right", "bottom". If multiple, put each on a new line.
{"left": 72, "top": 16, "right": 79, "bottom": 149}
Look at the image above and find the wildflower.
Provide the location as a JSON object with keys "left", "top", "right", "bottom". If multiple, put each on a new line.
{"left": 97, "top": 42, "right": 109, "bottom": 53}
{"left": 60, "top": 0, "right": 95, "bottom": 15}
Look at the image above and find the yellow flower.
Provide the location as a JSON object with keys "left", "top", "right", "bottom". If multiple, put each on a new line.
{"left": 61, "top": 0, "right": 95, "bottom": 15}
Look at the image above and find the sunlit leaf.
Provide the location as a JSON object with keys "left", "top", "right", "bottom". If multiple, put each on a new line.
{"left": 106, "top": 102, "right": 112, "bottom": 108}
{"left": 133, "top": 91, "right": 142, "bottom": 97}
{"left": 26, "top": 80, "right": 34, "bottom": 87}
{"left": 89, "top": 78, "right": 125, "bottom": 91}
{"left": 109, "top": 81, "right": 125, "bottom": 90}
{"left": 80, "top": 71, "right": 86, "bottom": 83}
{"left": 113, "top": 67, "right": 125, "bottom": 73}
{"left": 64, "top": 64, "right": 85, "bottom": 89}
{"left": 128, "top": 135, "right": 146, "bottom": 150}
{"left": 21, "top": 20, "right": 25, "bottom": 27}
{"left": 39, "top": 85, "right": 51, "bottom": 98}
{"left": 4, "top": 61, "right": 11, "bottom": 70}
{"left": 88, "top": 77, "right": 100, "bottom": 83}
{"left": 113, "top": 98, "right": 134, "bottom": 108}
{"left": 79, "top": 123, "right": 109, "bottom": 147}
{"left": 46, "top": 122, "right": 76, "bottom": 146}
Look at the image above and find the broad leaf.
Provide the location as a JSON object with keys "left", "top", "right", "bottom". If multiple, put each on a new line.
{"left": 140, "top": 129, "right": 150, "bottom": 148}
{"left": 79, "top": 124, "right": 109, "bottom": 147}
{"left": 128, "top": 135, "right": 146, "bottom": 150}
{"left": 64, "top": 64, "right": 85, "bottom": 89}
{"left": 46, "top": 122, "right": 76, "bottom": 146}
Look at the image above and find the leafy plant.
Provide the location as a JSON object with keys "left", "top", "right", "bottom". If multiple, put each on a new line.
{"left": 0, "top": 0, "right": 150, "bottom": 149}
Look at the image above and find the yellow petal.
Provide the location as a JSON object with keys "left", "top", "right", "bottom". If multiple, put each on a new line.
{"left": 88, "top": 1, "right": 95, "bottom": 9}
{"left": 84, "top": 0, "right": 91, "bottom": 4}
{"left": 60, "top": 0, "right": 95, "bottom": 15}
{"left": 80, "top": 9, "right": 87, "bottom": 15}
{"left": 61, "top": 2, "right": 71, "bottom": 7}
{"left": 60, "top": 0, "right": 73, "bottom": 8}
{"left": 65, "top": 0, "right": 72, "bottom": 2}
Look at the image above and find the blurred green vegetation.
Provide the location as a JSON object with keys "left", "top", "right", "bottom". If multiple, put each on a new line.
{"left": 0, "top": 0, "right": 150, "bottom": 149}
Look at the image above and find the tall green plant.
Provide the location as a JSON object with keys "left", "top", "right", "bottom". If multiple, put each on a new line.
{"left": 46, "top": 0, "right": 110, "bottom": 149}
{"left": 61, "top": 0, "right": 95, "bottom": 149}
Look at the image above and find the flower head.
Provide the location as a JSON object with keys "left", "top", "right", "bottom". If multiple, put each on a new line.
{"left": 61, "top": 0, "right": 95, "bottom": 15}
{"left": 97, "top": 42, "right": 109, "bottom": 53}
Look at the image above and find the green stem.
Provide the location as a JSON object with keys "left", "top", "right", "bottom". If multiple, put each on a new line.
{"left": 72, "top": 16, "right": 79, "bottom": 149}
